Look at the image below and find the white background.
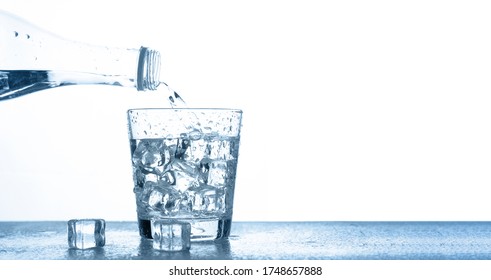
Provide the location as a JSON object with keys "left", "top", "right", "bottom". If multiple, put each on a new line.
{"left": 1, "top": 0, "right": 491, "bottom": 222}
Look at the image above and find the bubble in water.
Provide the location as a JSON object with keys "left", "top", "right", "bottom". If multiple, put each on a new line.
{"left": 188, "top": 129, "right": 202, "bottom": 140}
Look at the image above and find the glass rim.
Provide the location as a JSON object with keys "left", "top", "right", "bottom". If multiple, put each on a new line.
{"left": 127, "top": 107, "right": 242, "bottom": 113}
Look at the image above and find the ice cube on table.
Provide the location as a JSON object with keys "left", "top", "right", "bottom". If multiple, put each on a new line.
{"left": 151, "top": 219, "right": 191, "bottom": 251}
{"left": 67, "top": 219, "right": 105, "bottom": 250}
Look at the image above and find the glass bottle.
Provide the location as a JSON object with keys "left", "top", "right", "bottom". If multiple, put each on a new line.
{"left": 0, "top": 10, "right": 161, "bottom": 101}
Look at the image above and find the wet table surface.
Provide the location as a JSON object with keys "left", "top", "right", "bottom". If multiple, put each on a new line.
{"left": 1, "top": 221, "right": 491, "bottom": 260}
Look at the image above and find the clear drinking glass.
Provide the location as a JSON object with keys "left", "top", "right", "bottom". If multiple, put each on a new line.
{"left": 127, "top": 108, "right": 243, "bottom": 241}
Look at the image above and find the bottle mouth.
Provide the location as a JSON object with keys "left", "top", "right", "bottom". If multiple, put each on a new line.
{"left": 137, "top": 47, "right": 161, "bottom": 91}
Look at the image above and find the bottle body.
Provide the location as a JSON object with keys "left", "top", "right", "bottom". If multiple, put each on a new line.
{"left": 0, "top": 10, "right": 161, "bottom": 101}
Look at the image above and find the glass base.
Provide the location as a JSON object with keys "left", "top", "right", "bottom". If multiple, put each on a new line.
{"left": 138, "top": 217, "right": 232, "bottom": 241}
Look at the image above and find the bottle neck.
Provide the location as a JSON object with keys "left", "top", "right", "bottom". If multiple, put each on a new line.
{"left": 137, "top": 47, "right": 161, "bottom": 91}
{"left": 49, "top": 44, "right": 162, "bottom": 91}
{"left": 35, "top": 46, "right": 162, "bottom": 91}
